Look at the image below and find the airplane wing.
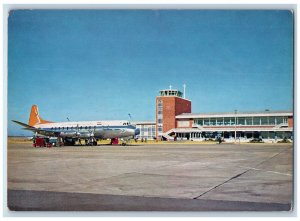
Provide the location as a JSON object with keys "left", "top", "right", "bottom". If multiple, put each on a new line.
{"left": 12, "top": 120, "right": 59, "bottom": 137}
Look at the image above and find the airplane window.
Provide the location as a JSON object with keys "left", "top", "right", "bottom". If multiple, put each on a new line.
{"left": 58, "top": 127, "right": 61, "bottom": 130}
{"left": 94, "top": 126, "right": 96, "bottom": 129}
{"left": 89, "top": 126, "right": 91, "bottom": 129}
{"left": 62, "top": 127, "right": 64, "bottom": 130}
{"left": 80, "top": 126, "right": 82, "bottom": 130}
{"left": 85, "top": 126, "right": 87, "bottom": 129}
{"left": 67, "top": 127, "right": 69, "bottom": 130}
{"left": 123, "top": 123, "right": 126, "bottom": 125}
{"left": 71, "top": 126, "right": 73, "bottom": 130}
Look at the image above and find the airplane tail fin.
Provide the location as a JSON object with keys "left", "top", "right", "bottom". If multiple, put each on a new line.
{"left": 28, "top": 105, "right": 52, "bottom": 126}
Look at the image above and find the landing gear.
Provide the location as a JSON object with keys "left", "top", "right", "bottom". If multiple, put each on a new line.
{"left": 63, "top": 138, "right": 75, "bottom": 146}
{"left": 85, "top": 138, "right": 97, "bottom": 146}
{"left": 57, "top": 137, "right": 63, "bottom": 147}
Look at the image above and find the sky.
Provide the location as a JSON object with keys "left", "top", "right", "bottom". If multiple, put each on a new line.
{"left": 8, "top": 10, "right": 293, "bottom": 136}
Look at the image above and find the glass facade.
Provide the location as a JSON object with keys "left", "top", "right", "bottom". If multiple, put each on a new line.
{"left": 216, "top": 118, "right": 223, "bottom": 125}
{"left": 253, "top": 117, "right": 260, "bottom": 125}
{"left": 238, "top": 117, "right": 245, "bottom": 125}
{"left": 210, "top": 118, "right": 216, "bottom": 125}
{"left": 135, "top": 124, "right": 156, "bottom": 140}
{"left": 261, "top": 117, "right": 268, "bottom": 125}
{"left": 245, "top": 117, "right": 253, "bottom": 125}
{"left": 193, "top": 116, "right": 289, "bottom": 126}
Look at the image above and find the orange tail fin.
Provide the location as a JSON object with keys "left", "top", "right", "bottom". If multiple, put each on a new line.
{"left": 28, "top": 105, "right": 52, "bottom": 126}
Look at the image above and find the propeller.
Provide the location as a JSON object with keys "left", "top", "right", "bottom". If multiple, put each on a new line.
{"left": 75, "top": 124, "right": 80, "bottom": 137}
{"left": 87, "top": 126, "right": 97, "bottom": 145}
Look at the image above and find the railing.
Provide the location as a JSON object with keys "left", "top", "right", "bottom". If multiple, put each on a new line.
{"left": 274, "top": 123, "right": 289, "bottom": 129}
{"left": 162, "top": 128, "right": 175, "bottom": 141}
{"left": 192, "top": 124, "right": 204, "bottom": 130}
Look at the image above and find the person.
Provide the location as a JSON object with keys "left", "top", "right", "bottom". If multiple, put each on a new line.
{"left": 218, "top": 136, "right": 222, "bottom": 144}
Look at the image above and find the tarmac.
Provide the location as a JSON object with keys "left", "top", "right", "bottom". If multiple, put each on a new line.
{"left": 7, "top": 142, "right": 293, "bottom": 211}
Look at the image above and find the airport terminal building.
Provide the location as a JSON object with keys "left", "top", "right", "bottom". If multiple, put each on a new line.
{"left": 136, "top": 88, "right": 293, "bottom": 142}
{"left": 132, "top": 121, "right": 156, "bottom": 141}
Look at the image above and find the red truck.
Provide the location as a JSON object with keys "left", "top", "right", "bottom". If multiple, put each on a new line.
{"left": 110, "top": 138, "right": 119, "bottom": 145}
{"left": 33, "top": 137, "right": 52, "bottom": 148}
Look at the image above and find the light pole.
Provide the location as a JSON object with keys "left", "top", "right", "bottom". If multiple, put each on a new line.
{"left": 234, "top": 109, "right": 237, "bottom": 143}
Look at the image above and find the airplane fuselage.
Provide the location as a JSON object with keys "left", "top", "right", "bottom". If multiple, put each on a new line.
{"left": 34, "top": 120, "right": 139, "bottom": 139}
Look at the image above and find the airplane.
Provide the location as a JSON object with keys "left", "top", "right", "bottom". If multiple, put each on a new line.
{"left": 12, "top": 105, "right": 140, "bottom": 146}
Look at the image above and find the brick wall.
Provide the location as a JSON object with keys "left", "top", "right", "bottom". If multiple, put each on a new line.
{"left": 156, "top": 96, "right": 191, "bottom": 137}
{"left": 288, "top": 116, "right": 293, "bottom": 128}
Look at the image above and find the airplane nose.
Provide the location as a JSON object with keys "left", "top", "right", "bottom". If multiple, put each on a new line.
{"left": 135, "top": 128, "right": 140, "bottom": 135}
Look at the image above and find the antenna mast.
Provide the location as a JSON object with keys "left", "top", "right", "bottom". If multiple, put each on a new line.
{"left": 183, "top": 84, "right": 186, "bottom": 99}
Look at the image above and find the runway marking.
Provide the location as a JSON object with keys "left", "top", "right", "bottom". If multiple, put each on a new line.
{"left": 193, "top": 148, "right": 290, "bottom": 199}
{"left": 193, "top": 169, "right": 251, "bottom": 199}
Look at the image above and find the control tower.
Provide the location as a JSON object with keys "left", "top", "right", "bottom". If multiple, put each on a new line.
{"left": 156, "top": 86, "right": 191, "bottom": 140}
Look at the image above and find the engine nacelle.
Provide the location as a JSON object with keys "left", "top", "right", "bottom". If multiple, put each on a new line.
{"left": 78, "top": 132, "right": 94, "bottom": 139}
{"left": 59, "top": 131, "right": 94, "bottom": 139}
{"left": 59, "top": 132, "right": 77, "bottom": 138}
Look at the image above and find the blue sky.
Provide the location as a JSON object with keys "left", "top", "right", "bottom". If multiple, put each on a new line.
{"left": 8, "top": 10, "right": 293, "bottom": 135}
